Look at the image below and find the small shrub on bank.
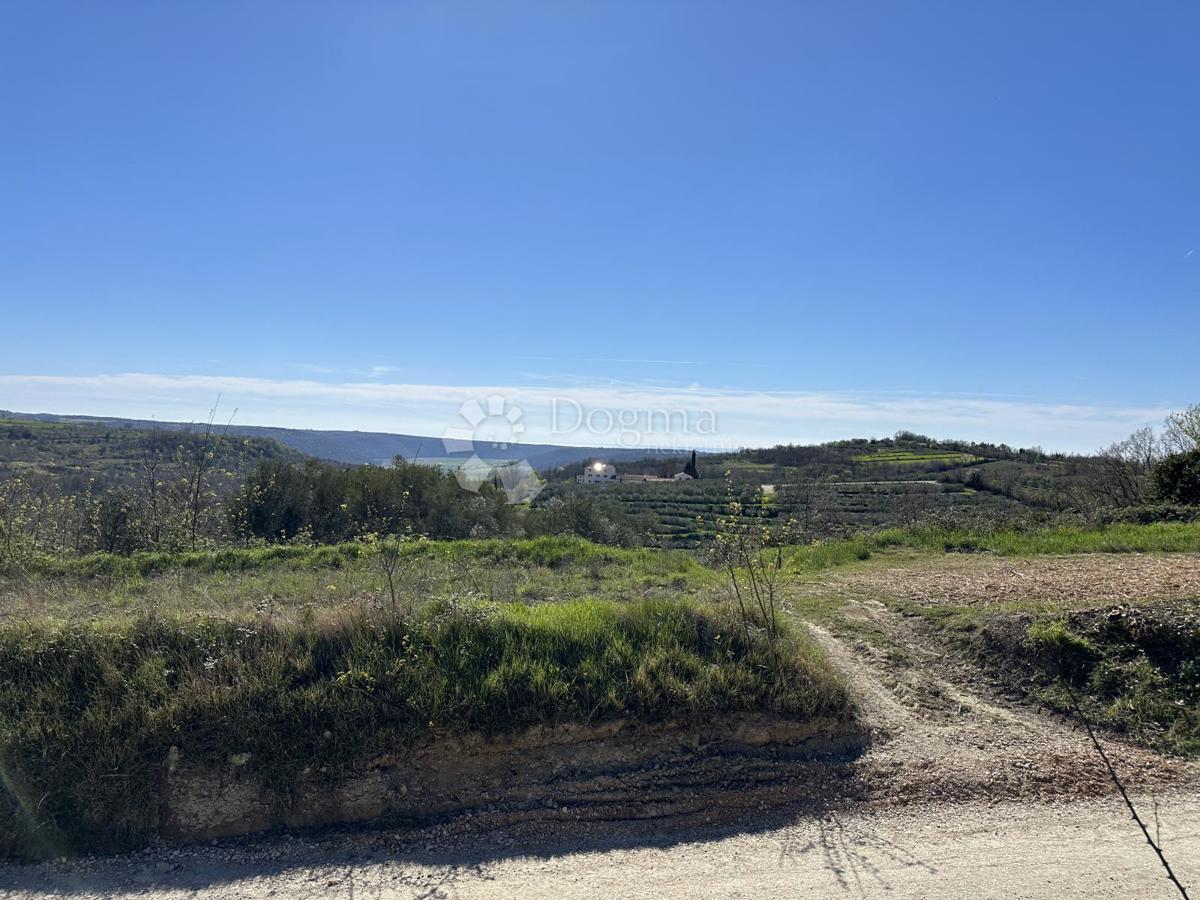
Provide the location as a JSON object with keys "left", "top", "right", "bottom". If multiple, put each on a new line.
{"left": 1026, "top": 620, "right": 1099, "bottom": 681}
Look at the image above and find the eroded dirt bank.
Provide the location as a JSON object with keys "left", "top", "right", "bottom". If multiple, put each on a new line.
{"left": 160, "top": 714, "right": 863, "bottom": 844}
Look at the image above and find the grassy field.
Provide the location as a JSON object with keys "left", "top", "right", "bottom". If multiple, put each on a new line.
{"left": 0, "top": 537, "right": 718, "bottom": 622}
{"left": 7, "top": 524, "right": 1198, "bottom": 623}
{"left": 0, "top": 533, "right": 853, "bottom": 858}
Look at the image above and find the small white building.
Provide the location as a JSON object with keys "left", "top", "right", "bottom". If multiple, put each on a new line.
{"left": 578, "top": 461, "right": 695, "bottom": 485}
{"left": 578, "top": 462, "right": 617, "bottom": 484}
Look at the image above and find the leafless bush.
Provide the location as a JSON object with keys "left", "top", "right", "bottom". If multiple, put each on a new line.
{"left": 706, "top": 474, "right": 795, "bottom": 647}
{"left": 1163, "top": 404, "right": 1200, "bottom": 455}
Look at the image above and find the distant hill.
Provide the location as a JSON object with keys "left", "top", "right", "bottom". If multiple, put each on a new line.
{"left": 0, "top": 416, "right": 303, "bottom": 493}
{"left": 543, "top": 434, "right": 1094, "bottom": 546}
{"left": 0, "top": 410, "right": 1158, "bottom": 548}
{"left": 0, "top": 411, "right": 685, "bottom": 471}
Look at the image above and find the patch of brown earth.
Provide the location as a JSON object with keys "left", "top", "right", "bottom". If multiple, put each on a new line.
{"left": 831, "top": 553, "right": 1200, "bottom": 608}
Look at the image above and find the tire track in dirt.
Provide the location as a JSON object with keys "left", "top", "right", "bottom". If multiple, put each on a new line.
{"left": 798, "top": 599, "right": 1197, "bottom": 804}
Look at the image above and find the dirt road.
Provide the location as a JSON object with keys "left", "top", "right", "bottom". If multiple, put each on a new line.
{"left": 2, "top": 797, "right": 1197, "bottom": 899}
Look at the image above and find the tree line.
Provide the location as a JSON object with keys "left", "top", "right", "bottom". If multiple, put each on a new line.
{"left": 0, "top": 429, "right": 657, "bottom": 568}
{"left": 3, "top": 405, "right": 1197, "bottom": 568}
{"left": 230, "top": 458, "right": 652, "bottom": 548}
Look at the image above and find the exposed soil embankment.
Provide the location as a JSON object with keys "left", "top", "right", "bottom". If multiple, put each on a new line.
{"left": 162, "top": 714, "right": 866, "bottom": 843}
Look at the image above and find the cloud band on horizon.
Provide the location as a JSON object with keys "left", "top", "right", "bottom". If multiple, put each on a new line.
{"left": 0, "top": 372, "right": 1177, "bottom": 454}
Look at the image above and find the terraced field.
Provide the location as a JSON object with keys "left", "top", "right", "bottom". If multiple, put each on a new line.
{"left": 853, "top": 449, "right": 982, "bottom": 465}
{"left": 574, "top": 477, "right": 1025, "bottom": 546}
{"left": 595, "top": 480, "right": 774, "bottom": 546}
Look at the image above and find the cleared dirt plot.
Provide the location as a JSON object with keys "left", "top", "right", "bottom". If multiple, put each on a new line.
{"left": 829, "top": 552, "right": 1200, "bottom": 609}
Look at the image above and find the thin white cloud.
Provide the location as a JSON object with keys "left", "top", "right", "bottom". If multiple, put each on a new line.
{"left": 517, "top": 355, "right": 703, "bottom": 366}
{"left": 0, "top": 372, "right": 1179, "bottom": 454}
{"left": 289, "top": 363, "right": 339, "bottom": 375}
{"left": 368, "top": 366, "right": 403, "bottom": 379}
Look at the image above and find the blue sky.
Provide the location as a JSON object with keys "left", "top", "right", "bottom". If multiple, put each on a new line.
{"left": 1, "top": 2, "right": 1196, "bottom": 451}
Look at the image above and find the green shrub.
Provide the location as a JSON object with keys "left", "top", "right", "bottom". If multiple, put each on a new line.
{"left": 1151, "top": 450, "right": 1200, "bottom": 506}
{"left": 1100, "top": 503, "right": 1200, "bottom": 525}
{"left": 941, "top": 606, "right": 1200, "bottom": 757}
